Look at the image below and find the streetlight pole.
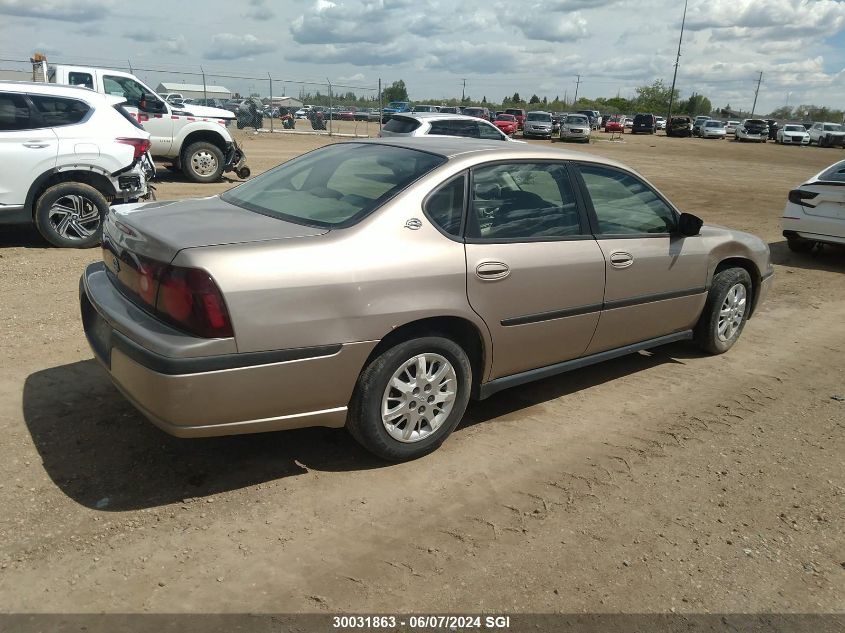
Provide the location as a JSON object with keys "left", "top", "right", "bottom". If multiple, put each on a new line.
{"left": 667, "top": 0, "right": 688, "bottom": 123}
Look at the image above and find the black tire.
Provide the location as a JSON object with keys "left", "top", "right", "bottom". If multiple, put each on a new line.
{"left": 34, "top": 182, "right": 109, "bottom": 248}
{"left": 787, "top": 235, "right": 816, "bottom": 253}
{"left": 181, "top": 142, "right": 225, "bottom": 183}
{"left": 347, "top": 336, "right": 472, "bottom": 461}
{"left": 694, "top": 268, "right": 753, "bottom": 355}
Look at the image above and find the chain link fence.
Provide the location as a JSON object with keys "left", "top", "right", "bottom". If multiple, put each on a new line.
{"left": 0, "top": 56, "right": 384, "bottom": 137}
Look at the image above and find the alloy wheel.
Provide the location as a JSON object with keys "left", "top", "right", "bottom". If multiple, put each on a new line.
{"left": 381, "top": 353, "right": 457, "bottom": 443}
{"left": 717, "top": 283, "right": 747, "bottom": 342}
{"left": 47, "top": 194, "right": 101, "bottom": 241}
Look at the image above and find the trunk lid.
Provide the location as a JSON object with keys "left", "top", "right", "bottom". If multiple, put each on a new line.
{"left": 105, "top": 195, "right": 328, "bottom": 263}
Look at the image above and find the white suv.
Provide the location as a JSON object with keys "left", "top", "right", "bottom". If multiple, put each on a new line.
{"left": 0, "top": 82, "right": 153, "bottom": 247}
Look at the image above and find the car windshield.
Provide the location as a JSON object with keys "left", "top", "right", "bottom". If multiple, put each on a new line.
{"left": 527, "top": 112, "right": 551, "bottom": 121}
{"left": 746, "top": 120, "right": 766, "bottom": 125}
{"left": 705, "top": 121, "right": 723, "bottom": 127}
{"left": 566, "top": 116, "right": 587, "bottom": 124}
{"left": 220, "top": 144, "right": 445, "bottom": 228}
{"left": 823, "top": 124, "right": 842, "bottom": 131}
{"left": 496, "top": 114, "right": 515, "bottom": 121}
{"left": 784, "top": 125, "right": 804, "bottom": 132}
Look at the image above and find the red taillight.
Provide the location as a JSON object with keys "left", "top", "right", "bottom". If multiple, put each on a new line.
{"left": 116, "top": 137, "right": 151, "bottom": 161}
{"left": 155, "top": 266, "right": 233, "bottom": 338}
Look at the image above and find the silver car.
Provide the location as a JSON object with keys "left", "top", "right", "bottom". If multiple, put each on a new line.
{"left": 558, "top": 114, "right": 591, "bottom": 143}
{"left": 80, "top": 138, "right": 772, "bottom": 461}
{"left": 523, "top": 111, "right": 553, "bottom": 138}
{"left": 379, "top": 113, "right": 509, "bottom": 141}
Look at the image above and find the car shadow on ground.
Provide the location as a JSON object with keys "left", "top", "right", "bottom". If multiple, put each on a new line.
{"left": 0, "top": 225, "right": 50, "bottom": 249}
{"left": 148, "top": 169, "right": 242, "bottom": 186}
{"left": 23, "top": 343, "right": 695, "bottom": 512}
{"left": 769, "top": 240, "right": 845, "bottom": 272}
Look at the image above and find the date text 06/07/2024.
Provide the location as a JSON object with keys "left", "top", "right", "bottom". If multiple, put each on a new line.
{"left": 332, "top": 615, "right": 512, "bottom": 629}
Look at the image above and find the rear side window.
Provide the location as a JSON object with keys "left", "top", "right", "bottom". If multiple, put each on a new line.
{"left": 429, "top": 119, "right": 478, "bottom": 138}
{"left": 68, "top": 72, "right": 93, "bottom": 89}
{"left": 819, "top": 161, "right": 845, "bottom": 183}
{"left": 425, "top": 173, "right": 465, "bottom": 236}
{"left": 477, "top": 121, "right": 506, "bottom": 140}
{"left": 0, "top": 93, "right": 33, "bottom": 131}
{"left": 29, "top": 95, "right": 90, "bottom": 127}
{"left": 383, "top": 117, "right": 420, "bottom": 134}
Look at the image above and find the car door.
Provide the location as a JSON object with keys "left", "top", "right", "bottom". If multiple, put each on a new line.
{"left": 0, "top": 92, "right": 57, "bottom": 208}
{"left": 464, "top": 161, "right": 606, "bottom": 380}
{"left": 574, "top": 162, "right": 710, "bottom": 355}
{"left": 101, "top": 73, "right": 173, "bottom": 156}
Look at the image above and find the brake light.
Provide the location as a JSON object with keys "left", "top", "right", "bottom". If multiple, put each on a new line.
{"left": 788, "top": 189, "right": 818, "bottom": 206}
{"left": 155, "top": 266, "right": 233, "bottom": 338}
{"left": 117, "top": 137, "right": 151, "bottom": 160}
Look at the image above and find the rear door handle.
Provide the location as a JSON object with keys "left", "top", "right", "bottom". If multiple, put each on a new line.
{"left": 609, "top": 251, "right": 634, "bottom": 268}
{"left": 23, "top": 142, "right": 50, "bottom": 149}
{"left": 475, "top": 261, "right": 510, "bottom": 280}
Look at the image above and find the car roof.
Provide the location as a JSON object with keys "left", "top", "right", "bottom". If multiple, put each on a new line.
{"left": 393, "top": 112, "right": 487, "bottom": 122}
{"left": 0, "top": 80, "right": 113, "bottom": 103}
{"left": 352, "top": 136, "right": 631, "bottom": 170}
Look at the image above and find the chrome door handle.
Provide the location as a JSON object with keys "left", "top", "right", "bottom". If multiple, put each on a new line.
{"left": 475, "top": 261, "right": 510, "bottom": 280}
{"left": 23, "top": 142, "right": 50, "bottom": 149}
{"left": 609, "top": 251, "right": 634, "bottom": 268}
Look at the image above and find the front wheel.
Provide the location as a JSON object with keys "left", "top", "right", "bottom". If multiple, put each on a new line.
{"left": 181, "top": 142, "right": 225, "bottom": 183}
{"left": 34, "top": 182, "right": 109, "bottom": 248}
{"left": 694, "top": 268, "right": 753, "bottom": 355}
{"left": 347, "top": 337, "right": 472, "bottom": 461}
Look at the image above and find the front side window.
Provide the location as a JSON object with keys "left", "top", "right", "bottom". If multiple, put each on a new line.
{"left": 425, "top": 173, "right": 465, "bottom": 236}
{"left": 221, "top": 143, "right": 445, "bottom": 228}
{"left": 28, "top": 95, "right": 90, "bottom": 127}
{"left": 468, "top": 162, "right": 582, "bottom": 240}
{"left": 102, "top": 75, "right": 148, "bottom": 108}
{"left": 579, "top": 164, "right": 676, "bottom": 235}
{"left": 477, "top": 121, "right": 506, "bottom": 140}
{"left": 0, "top": 93, "right": 32, "bottom": 131}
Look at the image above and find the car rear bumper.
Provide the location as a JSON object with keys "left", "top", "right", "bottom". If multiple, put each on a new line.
{"left": 80, "top": 262, "right": 376, "bottom": 438}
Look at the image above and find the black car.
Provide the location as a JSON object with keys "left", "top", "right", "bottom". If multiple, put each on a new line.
{"left": 764, "top": 119, "right": 779, "bottom": 140}
{"left": 667, "top": 115, "right": 692, "bottom": 137}
{"left": 631, "top": 113, "right": 657, "bottom": 134}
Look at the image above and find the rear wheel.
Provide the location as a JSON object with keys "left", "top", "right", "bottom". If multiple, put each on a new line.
{"left": 181, "top": 142, "right": 225, "bottom": 183}
{"left": 34, "top": 182, "right": 108, "bottom": 248}
{"left": 347, "top": 337, "right": 472, "bottom": 461}
{"left": 694, "top": 268, "right": 752, "bottom": 355}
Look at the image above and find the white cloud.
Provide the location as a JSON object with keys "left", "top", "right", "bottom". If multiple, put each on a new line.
{"left": 204, "top": 33, "right": 276, "bottom": 60}
{"left": 0, "top": 0, "right": 112, "bottom": 21}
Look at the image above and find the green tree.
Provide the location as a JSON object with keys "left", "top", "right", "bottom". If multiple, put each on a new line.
{"left": 767, "top": 106, "right": 793, "bottom": 120}
{"left": 383, "top": 79, "right": 408, "bottom": 103}
{"left": 529, "top": 94, "right": 540, "bottom": 104}
{"left": 512, "top": 92, "right": 522, "bottom": 103}
{"left": 682, "top": 93, "right": 712, "bottom": 117}
{"left": 481, "top": 95, "right": 487, "bottom": 104}
{"left": 635, "top": 79, "right": 678, "bottom": 115}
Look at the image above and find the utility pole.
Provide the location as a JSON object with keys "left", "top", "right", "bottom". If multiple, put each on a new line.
{"left": 563, "top": 89, "right": 568, "bottom": 107}
{"left": 751, "top": 71, "right": 763, "bottom": 117}
{"left": 667, "top": 0, "right": 688, "bottom": 123}
{"left": 573, "top": 74, "right": 581, "bottom": 105}
{"left": 461, "top": 78, "right": 466, "bottom": 103}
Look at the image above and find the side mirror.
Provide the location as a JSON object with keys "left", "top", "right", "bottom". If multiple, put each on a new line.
{"left": 140, "top": 94, "right": 167, "bottom": 114}
{"left": 678, "top": 212, "right": 703, "bottom": 236}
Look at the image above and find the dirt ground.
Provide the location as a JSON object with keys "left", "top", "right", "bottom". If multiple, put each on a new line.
{"left": 0, "top": 124, "right": 843, "bottom": 618}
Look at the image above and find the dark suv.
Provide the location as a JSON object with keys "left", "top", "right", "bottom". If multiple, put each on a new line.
{"left": 463, "top": 106, "right": 492, "bottom": 121}
{"left": 504, "top": 108, "right": 526, "bottom": 129}
{"left": 632, "top": 113, "right": 657, "bottom": 134}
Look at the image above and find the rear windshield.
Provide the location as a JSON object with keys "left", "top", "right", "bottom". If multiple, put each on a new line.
{"left": 382, "top": 117, "right": 421, "bottom": 134}
{"left": 527, "top": 112, "right": 551, "bottom": 121}
{"left": 634, "top": 115, "right": 652, "bottom": 123}
{"left": 505, "top": 109, "right": 524, "bottom": 116}
{"left": 220, "top": 143, "right": 445, "bottom": 228}
{"left": 113, "top": 104, "right": 144, "bottom": 130}
{"left": 704, "top": 121, "right": 723, "bottom": 127}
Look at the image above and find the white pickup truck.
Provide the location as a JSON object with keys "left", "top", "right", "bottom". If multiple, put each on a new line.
{"left": 48, "top": 65, "right": 250, "bottom": 182}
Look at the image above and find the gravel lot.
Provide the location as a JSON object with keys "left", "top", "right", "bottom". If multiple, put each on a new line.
{"left": 0, "top": 124, "right": 843, "bottom": 615}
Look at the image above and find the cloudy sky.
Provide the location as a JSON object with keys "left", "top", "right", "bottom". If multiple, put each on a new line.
{"left": 1, "top": 0, "right": 844, "bottom": 113}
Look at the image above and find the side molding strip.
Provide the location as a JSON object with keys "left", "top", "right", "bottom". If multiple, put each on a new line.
{"left": 478, "top": 330, "right": 693, "bottom": 399}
